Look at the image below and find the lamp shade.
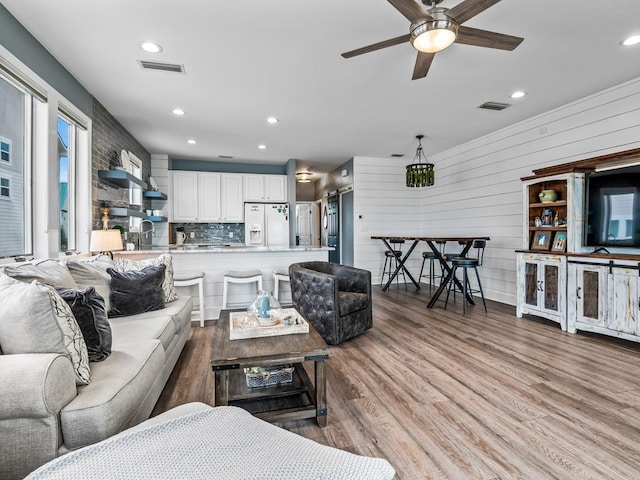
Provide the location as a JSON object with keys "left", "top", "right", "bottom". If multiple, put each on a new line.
{"left": 90, "top": 229, "right": 123, "bottom": 253}
{"left": 411, "top": 18, "right": 458, "bottom": 53}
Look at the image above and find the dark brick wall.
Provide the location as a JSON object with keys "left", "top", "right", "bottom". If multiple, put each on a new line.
{"left": 91, "top": 98, "right": 151, "bottom": 229}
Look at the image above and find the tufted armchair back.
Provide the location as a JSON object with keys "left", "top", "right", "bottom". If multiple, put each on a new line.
{"left": 289, "top": 262, "right": 372, "bottom": 345}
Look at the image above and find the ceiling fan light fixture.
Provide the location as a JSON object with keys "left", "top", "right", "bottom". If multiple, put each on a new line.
{"left": 411, "top": 18, "right": 458, "bottom": 53}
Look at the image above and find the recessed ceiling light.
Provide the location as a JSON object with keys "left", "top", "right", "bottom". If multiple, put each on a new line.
{"left": 140, "top": 42, "right": 163, "bottom": 54}
{"left": 266, "top": 116, "right": 279, "bottom": 124}
{"left": 510, "top": 90, "right": 526, "bottom": 99}
{"left": 258, "top": 144, "right": 267, "bottom": 150}
{"left": 621, "top": 35, "right": 640, "bottom": 46}
{"left": 172, "top": 108, "right": 185, "bottom": 116}
{"left": 187, "top": 139, "right": 196, "bottom": 144}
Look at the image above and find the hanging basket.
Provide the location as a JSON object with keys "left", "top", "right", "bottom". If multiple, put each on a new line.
{"left": 406, "top": 163, "right": 434, "bottom": 187}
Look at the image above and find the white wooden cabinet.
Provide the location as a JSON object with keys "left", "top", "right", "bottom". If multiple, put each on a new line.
{"left": 567, "top": 256, "right": 640, "bottom": 341}
{"left": 243, "top": 175, "right": 287, "bottom": 202}
{"left": 171, "top": 171, "right": 243, "bottom": 222}
{"left": 516, "top": 252, "right": 567, "bottom": 330}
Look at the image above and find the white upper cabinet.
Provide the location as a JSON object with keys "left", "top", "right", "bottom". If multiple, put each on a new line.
{"left": 198, "top": 173, "right": 222, "bottom": 222}
{"left": 221, "top": 174, "right": 244, "bottom": 221}
{"left": 171, "top": 171, "right": 244, "bottom": 222}
{"left": 243, "top": 175, "right": 287, "bottom": 202}
{"left": 171, "top": 171, "right": 199, "bottom": 222}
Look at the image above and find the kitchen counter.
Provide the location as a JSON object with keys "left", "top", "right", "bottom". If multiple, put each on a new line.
{"left": 116, "top": 245, "right": 332, "bottom": 255}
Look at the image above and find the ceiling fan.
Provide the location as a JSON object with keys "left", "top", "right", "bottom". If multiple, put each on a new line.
{"left": 341, "top": 0, "right": 524, "bottom": 80}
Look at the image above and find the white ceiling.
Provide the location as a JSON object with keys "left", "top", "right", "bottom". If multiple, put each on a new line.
{"left": 3, "top": 0, "right": 640, "bottom": 175}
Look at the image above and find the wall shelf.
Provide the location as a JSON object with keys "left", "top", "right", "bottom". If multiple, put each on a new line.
{"left": 146, "top": 215, "right": 167, "bottom": 222}
{"left": 143, "top": 191, "right": 168, "bottom": 200}
{"left": 98, "top": 170, "right": 147, "bottom": 189}
{"left": 108, "top": 207, "right": 146, "bottom": 218}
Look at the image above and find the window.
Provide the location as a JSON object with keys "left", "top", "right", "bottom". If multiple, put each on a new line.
{"left": 128, "top": 152, "right": 143, "bottom": 232}
{"left": 0, "top": 177, "right": 9, "bottom": 197}
{"left": 57, "top": 114, "right": 77, "bottom": 252}
{"left": 0, "top": 73, "right": 30, "bottom": 258}
{"left": 1, "top": 139, "right": 10, "bottom": 163}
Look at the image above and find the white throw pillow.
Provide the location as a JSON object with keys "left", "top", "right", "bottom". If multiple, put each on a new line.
{"left": 115, "top": 253, "right": 178, "bottom": 303}
{"left": 0, "top": 275, "right": 90, "bottom": 385}
{"left": 66, "top": 256, "right": 115, "bottom": 312}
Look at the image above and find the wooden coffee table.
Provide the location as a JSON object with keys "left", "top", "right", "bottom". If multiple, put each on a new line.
{"left": 211, "top": 309, "right": 330, "bottom": 427}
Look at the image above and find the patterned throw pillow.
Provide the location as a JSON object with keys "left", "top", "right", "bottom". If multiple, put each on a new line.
{"left": 56, "top": 287, "right": 112, "bottom": 362}
{"left": 107, "top": 265, "right": 166, "bottom": 317}
{"left": 115, "top": 253, "right": 178, "bottom": 303}
{"left": 0, "top": 276, "right": 91, "bottom": 385}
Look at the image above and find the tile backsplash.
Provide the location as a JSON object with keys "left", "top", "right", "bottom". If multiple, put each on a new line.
{"left": 171, "top": 223, "right": 245, "bottom": 245}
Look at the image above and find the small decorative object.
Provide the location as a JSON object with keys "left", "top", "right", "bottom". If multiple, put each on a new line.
{"left": 541, "top": 208, "right": 553, "bottom": 226}
{"left": 244, "top": 365, "right": 294, "bottom": 388}
{"left": 534, "top": 216, "right": 542, "bottom": 227}
{"left": 538, "top": 189, "right": 558, "bottom": 203}
{"left": 553, "top": 212, "right": 559, "bottom": 227}
{"left": 551, "top": 232, "right": 567, "bottom": 252}
{"left": 531, "top": 230, "right": 552, "bottom": 251}
{"left": 149, "top": 176, "right": 159, "bottom": 191}
{"left": 100, "top": 208, "right": 110, "bottom": 230}
{"left": 248, "top": 290, "right": 282, "bottom": 326}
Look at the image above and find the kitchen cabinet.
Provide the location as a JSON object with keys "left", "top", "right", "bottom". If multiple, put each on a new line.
{"left": 171, "top": 171, "right": 243, "bottom": 222}
{"left": 243, "top": 175, "right": 287, "bottom": 202}
{"left": 567, "top": 256, "right": 640, "bottom": 341}
{"left": 516, "top": 252, "right": 566, "bottom": 330}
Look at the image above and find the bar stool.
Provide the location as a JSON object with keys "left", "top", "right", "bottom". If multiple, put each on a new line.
{"left": 418, "top": 251, "right": 439, "bottom": 292}
{"left": 222, "top": 270, "right": 263, "bottom": 309}
{"left": 444, "top": 240, "right": 487, "bottom": 314}
{"left": 381, "top": 238, "right": 406, "bottom": 287}
{"left": 273, "top": 269, "right": 290, "bottom": 303}
{"left": 174, "top": 271, "right": 205, "bottom": 327}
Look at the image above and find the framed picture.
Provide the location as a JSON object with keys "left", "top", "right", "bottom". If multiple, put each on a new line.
{"left": 531, "top": 230, "right": 552, "bottom": 250}
{"left": 551, "top": 232, "right": 567, "bottom": 252}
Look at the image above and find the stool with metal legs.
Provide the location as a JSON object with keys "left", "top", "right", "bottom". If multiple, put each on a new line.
{"left": 444, "top": 240, "right": 487, "bottom": 314}
{"left": 381, "top": 238, "right": 406, "bottom": 287}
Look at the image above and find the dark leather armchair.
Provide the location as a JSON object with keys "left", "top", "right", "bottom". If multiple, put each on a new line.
{"left": 289, "top": 261, "right": 372, "bottom": 345}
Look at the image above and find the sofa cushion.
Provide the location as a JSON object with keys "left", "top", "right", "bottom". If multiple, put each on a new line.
{"left": 109, "top": 314, "right": 176, "bottom": 352}
{"left": 338, "top": 291, "right": 369, "bottom": 316}
{"left": 115, "top": 253, "right": 178, "bottom": 303}
{"left": 56, "top": 287, "right": 112, "bottom": 362}
{"left": 66, "top": 256, "right": 114, "bottom": 312}
{"left": 60, "top": 339, "right": 165, "bottom": 450}
{"left": 0, "top": 276, "right": 90, "bottom": 385}
{"left": 3, "top": 258, "right": 77, "bottom": 288}
{"left": 107, "top": 265, "right": 166, "bottom": 317}
{"left": 118, "top": 296, "right": 193, "bottom": 337}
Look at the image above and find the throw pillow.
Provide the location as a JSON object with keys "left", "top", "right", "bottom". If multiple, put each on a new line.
{"left": 114, "top": 253, "right": 178, "bottom": 303}
{"left": 3, "top": 258, "right": 78, "bottom": 288}
{"left": 66, "top": 256, "right": 114, "bottom": 312}
{"left": 56, "top": 287, "right": 112, "bottom": 362}
{"left": 107, "top": 265, "right": 166, "bottom": 317}
{"left": 0, "top": 276, "right": 91, "bottom": 385}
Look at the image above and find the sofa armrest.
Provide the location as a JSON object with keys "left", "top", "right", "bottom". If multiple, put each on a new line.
{"left": 0, "top": 353, "right": 77, "bottom": 419}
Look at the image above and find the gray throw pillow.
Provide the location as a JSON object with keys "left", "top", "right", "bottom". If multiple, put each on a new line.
{"left": 107, "top": 265, "right": 166, "bottom": 317}
{"left": 66, "top": 256, "right": 114, "bottom": 312}
{"left": 56, "top": 287, "right": 112, "bottom": 362}
{"left": 0, "top": 276, "right": 90, "bottom": 385}
{"left": 3, "top": 258, "right": 78, "bottom": 288}
{"left": 114, "top": 253, "right": 178, "bottom": 303}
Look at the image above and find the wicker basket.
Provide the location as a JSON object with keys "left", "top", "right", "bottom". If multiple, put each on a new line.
{"left": 244, "top": 365, "right": 294, "bottom": 388}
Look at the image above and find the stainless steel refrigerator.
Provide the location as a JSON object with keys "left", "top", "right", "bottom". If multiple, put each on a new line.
{"left": 244, "top": 203, "right": 290, "bottom": 247}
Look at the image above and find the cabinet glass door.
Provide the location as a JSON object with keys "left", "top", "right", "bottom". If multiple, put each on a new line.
{"left": 525, "top": 262, "right": 538, "bottom": 306}
{"left": 576, "top": 266, "right": 607, "bottom": 326}
{"left": 543, "top": 264, "right": 559, "bottom": 311}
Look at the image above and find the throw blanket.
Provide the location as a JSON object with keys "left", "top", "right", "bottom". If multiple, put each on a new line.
{"left": 26, "top": 406, "right": 395, "bottom": 480}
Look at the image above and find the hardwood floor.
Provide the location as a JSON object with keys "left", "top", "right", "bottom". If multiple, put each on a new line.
{"left": 153, "top": 286, "right": 640, "bottom": 479}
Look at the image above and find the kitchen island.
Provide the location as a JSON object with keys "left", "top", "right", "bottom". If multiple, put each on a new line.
{"left": 115, "top": 246, "right": 330, "bottom": 321}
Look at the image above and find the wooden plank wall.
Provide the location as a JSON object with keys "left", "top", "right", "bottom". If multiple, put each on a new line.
{"left": 150, "top": 153, "right": 169, "bottom": 246}
{"left": 354, "top": 75, "right": 640, "bottom": 306}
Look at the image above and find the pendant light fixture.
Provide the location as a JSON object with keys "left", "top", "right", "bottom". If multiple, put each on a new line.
{"left": 410, "top": 6, "right": 458, "bottom": 54}
{"left": 406, "top": 135, "right": 434, "bottom": 188}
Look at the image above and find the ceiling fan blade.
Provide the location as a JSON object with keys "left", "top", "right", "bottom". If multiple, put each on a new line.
{"left": 341, "top": 34, "right": 411, "bottom": 58}
{"left": 412, "top": 52, "right": 435, "bottom": 80}
{"left": 455, "top": 25, "right": 523, "bottom": 50}
{"left": 387, "top": 0, "right": 432, "bottom": 23}
{"left": 447, "top": 0, "right": 502, "bottom": 25}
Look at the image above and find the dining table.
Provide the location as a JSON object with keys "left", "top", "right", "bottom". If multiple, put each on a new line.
{"left": 371, "top": 236, "right": 490, "bottom": 308}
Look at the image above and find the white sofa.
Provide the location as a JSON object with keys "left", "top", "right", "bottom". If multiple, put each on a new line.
{"left": 0, "top": 255, "right": 193, "bottom": 480}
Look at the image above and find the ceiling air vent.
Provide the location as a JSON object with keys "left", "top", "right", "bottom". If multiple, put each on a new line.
{"left": 478, "top": 101, "right": 511, "bottom": 111}
{"left": 218, "top": 155, "right": 234, "bottom": 159}
{"left": 138, "top": 60, "right": 185, "bottom": 74}
{"left": 390, "top": 153, "right": 405, "bottom": 158}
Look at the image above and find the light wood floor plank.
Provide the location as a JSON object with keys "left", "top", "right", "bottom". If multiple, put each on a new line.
{"left": 153, "top": 285, "right": 640, "bottom": 479}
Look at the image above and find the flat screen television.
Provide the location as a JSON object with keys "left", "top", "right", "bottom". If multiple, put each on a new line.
{"left": 584, "top": 165, "right": 640, "bottom": 248}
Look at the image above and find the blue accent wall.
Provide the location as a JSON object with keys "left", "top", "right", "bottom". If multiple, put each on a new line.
{"left": 0, "top": 4, "right": 92, "bottom": 116}
{"left": 170, "top": 158, "right": 287, "bottom": 175}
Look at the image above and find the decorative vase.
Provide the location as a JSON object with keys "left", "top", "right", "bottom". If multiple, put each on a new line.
{"left": 248, "top": 290, "right": 282, "bottom": 324}
{"left": 538, "top": 189, "right": 558, "bottom": 203}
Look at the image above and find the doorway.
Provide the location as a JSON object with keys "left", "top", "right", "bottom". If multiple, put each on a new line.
{"left": 327, "top": 194, "right": 339, "bottom": 263}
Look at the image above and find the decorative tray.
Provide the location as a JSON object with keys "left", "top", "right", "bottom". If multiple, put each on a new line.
{"left": 229, "top": 308, "right": 309, "bottom": 340}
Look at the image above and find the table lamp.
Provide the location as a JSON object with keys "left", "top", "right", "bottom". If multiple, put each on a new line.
{"left": 90, "top": 229, "right": 123, "bottom": 259}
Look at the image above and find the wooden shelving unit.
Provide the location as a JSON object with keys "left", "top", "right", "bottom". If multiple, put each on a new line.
{"left": 108, "top": 207, "right": 146, "bottom": 218}
{"left": 143, "top": 190, "right": 168, "bottom": 200}
{"left": 98, "top": 170, "right": 147, "bottom": 189}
